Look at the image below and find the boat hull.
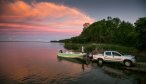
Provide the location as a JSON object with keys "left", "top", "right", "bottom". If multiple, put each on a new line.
{"left": 57, "top": 53, "right": 85, "bottom": 59}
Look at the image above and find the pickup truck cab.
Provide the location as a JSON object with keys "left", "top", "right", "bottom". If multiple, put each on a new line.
{"left": 93, "top": 51, "right": 136, "bottom": 67}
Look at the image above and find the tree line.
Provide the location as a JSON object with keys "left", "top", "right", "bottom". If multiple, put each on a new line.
{"left": 59, "top": 17, "right": 146, "bottom": 51}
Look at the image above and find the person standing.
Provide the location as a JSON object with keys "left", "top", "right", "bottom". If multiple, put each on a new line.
{"left": 81, "top": 46, "right": 84, "bottom": 53}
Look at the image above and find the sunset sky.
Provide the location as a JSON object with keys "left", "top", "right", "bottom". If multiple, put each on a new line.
{"left": 0, "top": 0, "right": 146, "bottom": 41}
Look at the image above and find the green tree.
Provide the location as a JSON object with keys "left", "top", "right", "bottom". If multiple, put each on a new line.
{"left": 60, "top": 17, "right": 137, "bottom": 48}
{"left": 114, "top": 21, "right": 135, "bottom": 46}
{"left": 135, "top": 17, "right": 146, "bottom": 51}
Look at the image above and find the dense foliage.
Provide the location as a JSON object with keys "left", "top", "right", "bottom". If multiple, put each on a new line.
{"left": 135, "top": 17, "right": 146, "bottom": 51}
{"left": 64, "top": 43, "right": 138, "bottom": 55}
{"left": 60, "top": 17, "right": 146, "bottom": 51}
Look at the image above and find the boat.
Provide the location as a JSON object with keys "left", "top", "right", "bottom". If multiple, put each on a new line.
{"left": 57, "top": 51, "right": 86, "bottom": 59}
{"left": 57, "top": 46, "right": 86, "bottom": 59}
{"left": 57, "top": 56, "right": 87, "bottom": 64}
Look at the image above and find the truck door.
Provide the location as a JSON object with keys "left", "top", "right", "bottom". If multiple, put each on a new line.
{"left": 112, "top": 52, "right": 122, "bottom": 61}
{"left": 104, "top": 52, "right": 113, "bottom": 61}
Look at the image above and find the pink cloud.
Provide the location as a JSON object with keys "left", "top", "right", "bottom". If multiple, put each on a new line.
{"left": 0, "top": 23, "right": 80, "bottom": 35}
{"left": 0, "top": 0, "right": 94, "bottom": 34}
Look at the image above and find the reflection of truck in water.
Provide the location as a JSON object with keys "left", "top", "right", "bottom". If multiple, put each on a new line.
{"left": 93, "top": 51, "right": 136, "bottom": 67}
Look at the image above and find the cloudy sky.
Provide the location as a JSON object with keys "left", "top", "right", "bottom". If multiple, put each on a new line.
{"left": 0, "top": 0, "right": 146, "bottom": 41}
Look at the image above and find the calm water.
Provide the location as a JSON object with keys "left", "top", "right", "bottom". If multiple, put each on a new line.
{"left": 0, "top": 42, "right": 145, "bottom": 84}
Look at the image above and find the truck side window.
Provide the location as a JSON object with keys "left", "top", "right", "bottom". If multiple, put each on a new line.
{"left": 112, "top": 52, "right": 121, "bottom": 56}
{"left": 105, "top": 52, "right": 111, "bottom": 56}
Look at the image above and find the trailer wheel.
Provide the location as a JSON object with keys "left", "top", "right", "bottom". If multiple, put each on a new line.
{"left": 98, "top": 59, "right": 103, "bottom": 65}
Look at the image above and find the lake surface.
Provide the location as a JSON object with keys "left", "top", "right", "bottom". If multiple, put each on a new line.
{"left": 0, "top": 42, "right": 145, "bottom": 84}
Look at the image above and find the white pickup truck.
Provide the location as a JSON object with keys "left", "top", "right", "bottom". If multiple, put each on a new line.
{"left": 93, "top": 51, "right": 136, "bottom": 67}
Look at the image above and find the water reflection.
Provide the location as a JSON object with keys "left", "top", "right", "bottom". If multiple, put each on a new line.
{"left": 57, "top": 56, "right": 146, "bottom": 84}
{"left": 0, "top": 42, "right": 145, "bottom": 84}
{"left": 103, "top": 65, "right": 146, "bottom": 84}
{"left": 57, "top": 57, "right": 90, "bottom": 72}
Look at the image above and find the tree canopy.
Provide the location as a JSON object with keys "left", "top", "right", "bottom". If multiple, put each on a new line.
{"left": 135, "top": 17, "right": 146, "bottom": 51}
{"left": 60, "top": 17, "right": 146, "bottom": 51}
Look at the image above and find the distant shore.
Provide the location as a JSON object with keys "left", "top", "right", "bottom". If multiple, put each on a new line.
{"left": 50, "top": 40, "right": 60, "bottom": 43}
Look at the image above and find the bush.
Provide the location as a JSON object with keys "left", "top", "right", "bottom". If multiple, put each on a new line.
{"left": 64, "top": 43, "right": 138, "bottom": 55}
{"left": 84, "top": 44, "right": 96, "bottom": 52}
{"left": 64, "top": 43, "right": 81, "bottom": 51}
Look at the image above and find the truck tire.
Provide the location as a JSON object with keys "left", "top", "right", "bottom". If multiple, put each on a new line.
{"left": 98, "top": 59, "right": 103, "bottom": 65}
{"left": 124, "top": 60, "right": 132, "bottom": 67}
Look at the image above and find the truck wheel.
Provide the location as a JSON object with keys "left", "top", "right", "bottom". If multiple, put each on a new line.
{"left": 98, "top": 59, "right": 103, "bottom": 65}
{"left": 124, "top": 60, "right": 132, "bottom": 67}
